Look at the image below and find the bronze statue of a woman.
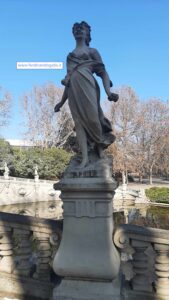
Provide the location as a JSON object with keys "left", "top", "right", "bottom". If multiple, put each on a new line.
{"left": 54, "top": 21, "right": 118, "bottom": 168}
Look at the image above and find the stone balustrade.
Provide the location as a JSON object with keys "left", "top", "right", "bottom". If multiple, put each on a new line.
{"left": 0, "top": 210, "right": 169, "bottom": 300}
{"left": 114, "top": 224, "right": 169, "bottom": 300}
{"left": 0, "top": 176, "right": 61, "bottom": 206}
{"left": 0, "top": 211, "right": 62, "bottom": 299}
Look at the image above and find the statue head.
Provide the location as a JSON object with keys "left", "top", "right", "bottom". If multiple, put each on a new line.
{"left": 72, "top": 21, "right": 91, "bottom": 46}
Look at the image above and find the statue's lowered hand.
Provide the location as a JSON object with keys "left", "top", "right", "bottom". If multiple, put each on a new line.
{"left": 108, "top": 93, "right": 119, "bottom": 102}
{"left": 54, "top": 102, "right": 62, "bottom": 112}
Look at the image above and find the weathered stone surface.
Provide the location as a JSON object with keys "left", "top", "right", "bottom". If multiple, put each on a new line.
{"left": 0, "top": 243, "right": 13, "bottom": 250}
{"left": 131, "top": 240, "right": 150, "bottom": 248}
{"left": 13, "top": 269, "right": 30, "bottom": 277}
{"left": 0, "top": 226, "right": 11, "bottom": 232}
{"left": 33, "top": 232, "right": 49, "bottom": 239}
{"left": 53, "top": 189, "right": 119, "bottom": 281}
{"left": 53, "top": 149, "right": 120, "bottom": 300}
{"left": 37, "top": 257, "right": 50, "bottom": 264}
{"left": 0, "top": 249, "right": 13, "bottom": 256}
{"left": 0, "top": 272, "right": 53, "bottom": 299}
{"left": 0, "top": 176, "right": 60, "bottom": 207}
{"left": 122, "top": 286, "right": 156, "bottom": 300}
{"left": 0, "top": 236, "right": 13, "bottom": 244}
{"left": 53, "top": 278, "right": 121, "bottom": 300}
{"left": 0, "top": 211, "right": 62, "bottom": 299}
{"left": 0, "top": 264, "right": 13, "bottom": 274}
{"left": 114, "top": 224, "right": 169, "bottom": 298}
{"left": 14, "top": 254, "right": 30, "bottom": 260}
{"left": 33, "top": 272, "right": 51, "bottom": 281}
{"left": 17, "top": 260, "right": 31, "bottom": 270}
{"left": 114, "top": 224, "right": 169, "bottom": 245}
{"left": 15, "top": 247, "right": 31, "bottom": 254}
{"left": 0, "top": 256, "right": 13, "bottom": 264}
{"left": 36, "top": 263, "right": 50, "bottom": 271}
{"left": 154, "top": 243, "right": 169, "bottom": 296}
{"left": 19, "top": 240, "right": 31, "bottom": 248}
{"left": 50, "top": 233, "right": 60, "bottom": 245}
{"left": 37, "top": 242, "right": 51, "bottom": 251}
{"left": 0, "top": 256, "right": 14, "bottom": 273}
{"left": 38, "top": 250, "right": 51, "bottom": 257}
{"left": 53, "top": 157, "right": 119, "bottom": 280}
{"left": 154, "top": 243, "right": 169, "bottom": 251}
{"left": 13, "top": 229, "right": 30, "bottom": 236}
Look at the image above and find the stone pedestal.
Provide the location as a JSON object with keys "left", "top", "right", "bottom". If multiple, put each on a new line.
{"left": 52, "top": 156, "right": 120, "bottom": 300}
{"left": 53, "top": 278, "right": 121, "bottom": 300}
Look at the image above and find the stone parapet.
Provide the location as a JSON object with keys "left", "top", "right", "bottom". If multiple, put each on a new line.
{"left": 0, "top": 210, "right": 169, "bottom": 299}
{"left": 0, "top": 177, "right": 60, "bottom": 206}
{"left": 114, "top": 224, "right": 169, "bottom": 300}
{"left": 0, "top": 211, "right": 62, "bottom": 299}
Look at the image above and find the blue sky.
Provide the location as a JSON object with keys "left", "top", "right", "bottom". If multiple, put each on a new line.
{"left": 1, "top": 0, "right": 169, "bottom": 139}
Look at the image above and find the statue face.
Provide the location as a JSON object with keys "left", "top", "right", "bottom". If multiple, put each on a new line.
{"left": 73, "top": 24, "right": 87, "bottom": 40}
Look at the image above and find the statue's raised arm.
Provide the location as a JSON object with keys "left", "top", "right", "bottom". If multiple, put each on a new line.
{"left": 54, "top": 21, "right": 118, "bottom": 168}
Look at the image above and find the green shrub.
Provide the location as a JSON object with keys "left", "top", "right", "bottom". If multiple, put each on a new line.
{"left": 146, "top": 206, "right": 169, "bottom": 229}
{"left": 0, "top": 139, "right": 13, "bottom": 174}
{"left": 11, "top": 147, "right": 71, "bottom": 180}
{"left": 145, "top": 187, "right": 169, "bottom": 204}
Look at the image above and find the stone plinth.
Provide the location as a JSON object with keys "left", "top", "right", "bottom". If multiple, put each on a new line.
{"left": 52, "top": 155, "right": 120, "bottom": 300}
{"left": 53, "top": 278, "right": 121, "bottom": 300}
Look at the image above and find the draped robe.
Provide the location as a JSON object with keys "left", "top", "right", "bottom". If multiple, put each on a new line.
{"left": 64, "top": 52, "right": 115, "bottom": 148}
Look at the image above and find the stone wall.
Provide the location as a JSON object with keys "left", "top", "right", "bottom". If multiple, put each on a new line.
{"left": 0, "top": 211, "right": 63, "bottom": 299}
{"left": 0, "top": 176, "right": 60, "bottom": 205}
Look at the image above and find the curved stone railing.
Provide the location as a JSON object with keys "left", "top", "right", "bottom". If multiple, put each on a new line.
{"left": 0, "top": 211, "right": 63, "bottom": 299}
{"left": 114, "top": 224, "right": 169, "bottom": 299}
{"left": 0, "top": 175, "right": 56, "bottom": 184}
{"left": 0, "top": 176, "right": 60, "bottom": 206}
{"left": 0, "top": 210, "right": 169, "bottom": 300}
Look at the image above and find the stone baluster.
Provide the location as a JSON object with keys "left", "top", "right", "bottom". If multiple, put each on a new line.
{"left": 50, "top": 232, "right": 61, "bottom": 262}
{"left": 0, "top": 225, "right": 14, "bottom": 273}
{"left": 131, "top": 239, "right": 153, "bottom": 292}
{"left": 33, "top": 232, "right": 51, "bottom": 281}
{"left": 3, "top": 162, "right": 9, "bottom": 180}
{"left": 13, "top": 228, "right": 32, "bottom": 277}
{"left": 154, "top": 243, "right": 169, "bottom": 297}
{"left": 34, "top": 164, "right": 39, "bottom": 183}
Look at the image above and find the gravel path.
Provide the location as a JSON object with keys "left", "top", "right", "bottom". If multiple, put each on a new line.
{"left": 127, "top": 178, "right": 169, "bottom": 191}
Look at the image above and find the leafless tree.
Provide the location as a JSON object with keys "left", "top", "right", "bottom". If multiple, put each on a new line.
{"left": 109, "top": 85, "right": 140, "bottom": 181}
{"left": 21, "top": 83, "right": 74, "bottom": 148}
{"left": 157, "top": 135, "right": 169, "bottom": 179}
{"left": 0, "top": 87, "right": 12, "bottom": 134}
{"left": 107, "top": 86, "right": 169, "bottom": 184}
{"left": 135, "top": 99, "right": 169, "bottom": 184}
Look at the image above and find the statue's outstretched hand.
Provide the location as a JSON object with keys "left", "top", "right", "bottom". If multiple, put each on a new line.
{"left": 108, "top": 93, "right": 119, "bottom": 102}
{"left": 54, "top": 102, "right": 62, "bottom": 112}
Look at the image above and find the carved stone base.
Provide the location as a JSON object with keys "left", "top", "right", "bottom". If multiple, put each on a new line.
{"left": 53, "top": 155, "right": 120, "bottom": 280}
{"left": 52, "top": 278, "right": 121, "bottom": 300}
{"left": 52, "top": 155, "right": 120, "bottom": 298}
